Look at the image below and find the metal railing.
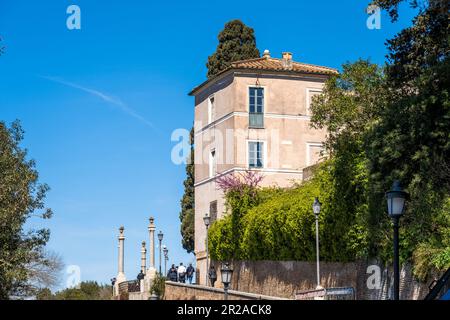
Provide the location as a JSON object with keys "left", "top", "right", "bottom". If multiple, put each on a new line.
{"left": 295, "top": 287, "right": 355, "bottom": 300}
{"left": 119, "top": 280, "right": 140, "bottom": 293}
{"left": 165, "top": 281, "right": 289, "bottom": 300}
{"left": 424, "top": 267, "right": 450, "bottom": 300}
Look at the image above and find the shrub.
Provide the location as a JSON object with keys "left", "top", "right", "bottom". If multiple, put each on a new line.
{"left": 209, "top": 162, "right": 366, "bottom": 262}
{"left": 150, "top": 273, "right": 166, "bottom": 299}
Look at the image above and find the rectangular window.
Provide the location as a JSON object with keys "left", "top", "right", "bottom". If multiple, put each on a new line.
{"left": 209, "top": 201, "right": 217, "bottom": 223}
{"left": 209, "top": 149, "right": 216, "bottom": 177}
{"left": 249, "top": 87, "right": 264, "bottom": 128}
{"left": 208, "top": 96, "right": 215, "bottom": 124}
{"left": 306, "top": 143, "right": 324, "bottom": 166}
{"left": 306, "top": 89, "right": 322, "bottom": 115}
{"left": 248, "top": 141, "right": 264, "bottom": 168}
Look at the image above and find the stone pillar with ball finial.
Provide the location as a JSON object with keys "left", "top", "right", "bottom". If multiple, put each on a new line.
{"left": 115, "top": 226, "right": 127, "bottom": 295}
{"left": 141, "top": 241, "right": 147, "bottom": 274}
{"left": 144, "top": 217, "right": 157, "bottom": 294}
{"left": 140, "top": 241, "right": 147, "bottom": 294}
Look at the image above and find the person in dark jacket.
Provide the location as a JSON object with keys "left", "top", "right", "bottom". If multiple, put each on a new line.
{"left": 208, "top": 266, "right": 217, "bottom": 287}
{"left": 167, "top": 264, "right": 178, "bottom": 282}
{"left": 186, "top": 263, "right": 195, "bottom": 284}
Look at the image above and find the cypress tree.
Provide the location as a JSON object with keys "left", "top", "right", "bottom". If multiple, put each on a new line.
{"left": 179, "top": 127, "right": 195, "bottom": 253}
{"left": 206, "top": 19, "right": 260, "bottom": 78}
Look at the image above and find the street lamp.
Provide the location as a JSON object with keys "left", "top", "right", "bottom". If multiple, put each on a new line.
{"left": 163, "top": 246, "right": 169, "bottom": 276}
{"left": 110, "top": 277, "right": 116, "bottom": 296}
{"left": 221, "top": 262, "right": 233, "bottom": 300}
{"left": 386, "top": 180, "right": 408, "bottom": 300}
{"left": 203, "top": 213, "right": 211, "bottom": 286}
{"left": 312, "top": 197, "right": 322, "bottom": 289}
{"left": 157, "top": 231, "right": 164, "bottom": 275}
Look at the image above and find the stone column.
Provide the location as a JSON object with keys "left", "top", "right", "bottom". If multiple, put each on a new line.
{"left": 115, "top": 226, "right": 127, "bottom": 295}
{"left": 148, "top": 217, "right": 156, "bottom": 268}
{"left": 145, "top": 217, "right": 157, "bottom": 297}
{"left": 141, "top": 241, "right": 147, "bottom": 274}
{"left": 118, "top": 226, "right": 125, "bottom": 274}
{"left": 140, "top": 241, "right": 146, "bottom": 294}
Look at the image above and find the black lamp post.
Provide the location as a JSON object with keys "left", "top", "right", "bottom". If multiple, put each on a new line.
{"left": 157, "top": 231, "right": 164, "bottom": 275}
{"left": 163, "top": 246, "right": 168, "bottom": 276}
{"left": 386, "top": 180, "right": 408, "bottom": 300}
{"left": 312, "top": 197, "right": 322, "bottom": 289}
{"left": 111, "top": 277, "right": 116, "bottom": 296}
{"left": 203, "top": 213, "right": 211, "bottom": 286}
{"left": 221, "top": 262, "right": 233, "bottom": 300}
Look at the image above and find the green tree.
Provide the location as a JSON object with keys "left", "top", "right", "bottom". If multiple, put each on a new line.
{"left": 207, "top": 1, "right": 449, "bottom": 279}
{"left": 366, "top": 0, "right": 450, "bottom": 277}
{"left": 368, "top": 0, "right": 449, "bottom": 193}
{"left": 179, "top": 127, "right": 195, "bottom": 253}
{"left": 206, "top": 19, "right": 260, "bottom": 78}
{"left": 310, "top": 60, "right": 385, "bottom": 258}
{"left": 35, "top": 288, "right": 53, "bottom": 300}
{"left": 0, "top": 121, "right": 54, "bottom": 299}
{"left": 50, "top": 281, "right": 112, "bottom": 300}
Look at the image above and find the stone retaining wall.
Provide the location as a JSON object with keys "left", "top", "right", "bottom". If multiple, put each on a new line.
{"left": 164, "top": 281, "right": 289, "bottom": 300}
{"left": 227, "top": 260, "right": 431, "bottom": 300}
{"left": 167, "top": 260, "right": 434, "bottom": 300}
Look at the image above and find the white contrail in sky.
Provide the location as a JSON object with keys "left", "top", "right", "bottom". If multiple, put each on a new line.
{"left": 40, "top": 75, "right": 158, "bottom": 131}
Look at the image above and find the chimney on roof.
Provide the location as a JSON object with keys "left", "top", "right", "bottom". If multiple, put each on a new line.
{"left": 263, "top": 49, "right": 270, "bottom": 59}
{"left": 282, "top": 52, "right": 293, "bottom": 70}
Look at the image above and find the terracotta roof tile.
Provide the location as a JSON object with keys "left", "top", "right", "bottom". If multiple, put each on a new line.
{"left": 229, "top": 57, "right": 338, "bottom": 75}
{"left": 189, "top": 55, "right": 338, "bottom": 95}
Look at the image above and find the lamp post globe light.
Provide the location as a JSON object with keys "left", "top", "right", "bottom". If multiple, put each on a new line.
{"left": 203, "top": 213, "right": 211, "bottom": 286}
{"left": 163, "top": 246, "right": 169, "bottom": 276}
{"left": 110, "top": 277, "right": 116, "bottom": 296}
{"left": 386, "top": 180, "right": 408, "bottom": 300}
{"left": 157, "top": 231, "right": 164, "bottom": 275}
{"left": 220, "top": 262, "right": 233, "bottom": 300}
{"left": 312, "top": 197, "right": 322, "bottom": 290}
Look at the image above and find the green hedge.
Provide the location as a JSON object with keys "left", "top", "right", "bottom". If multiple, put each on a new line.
{"left": 208, "top": 161, "right": 450, "bottom": 279}
{"left": 208, "top": 162, "right": 366, "bottom": 262}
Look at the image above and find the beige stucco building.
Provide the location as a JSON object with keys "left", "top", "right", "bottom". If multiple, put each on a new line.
{"left": 189, "top": 50, "right": 337, "bottom": 285}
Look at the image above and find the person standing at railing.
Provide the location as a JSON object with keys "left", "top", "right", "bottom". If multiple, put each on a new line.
{"left": 208, "top": 266, "right": 217, "bottom": 287}
{"left": 186, "top": 263, "right": 195, "bottom": 284}
{"left": 167, "top": 264, "right": 178, "bottom": 282}
{"left": 178, "top": 263, "right": 187, "bottom": 283}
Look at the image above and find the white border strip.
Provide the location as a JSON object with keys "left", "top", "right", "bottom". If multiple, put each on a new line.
{"left": 194, "top": 167, "right": 303, "bottom": 187}
{"left": 195, "top": 112, "right": 311, "bottom": 136}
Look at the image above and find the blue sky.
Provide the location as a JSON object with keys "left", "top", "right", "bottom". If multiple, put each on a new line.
{"left": 0, "top": 1, "right": 418, "bottom": 288}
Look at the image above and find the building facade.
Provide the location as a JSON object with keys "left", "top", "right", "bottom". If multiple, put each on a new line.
{"left": 189, "top": 51, "right": 337, "bottom": 285}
